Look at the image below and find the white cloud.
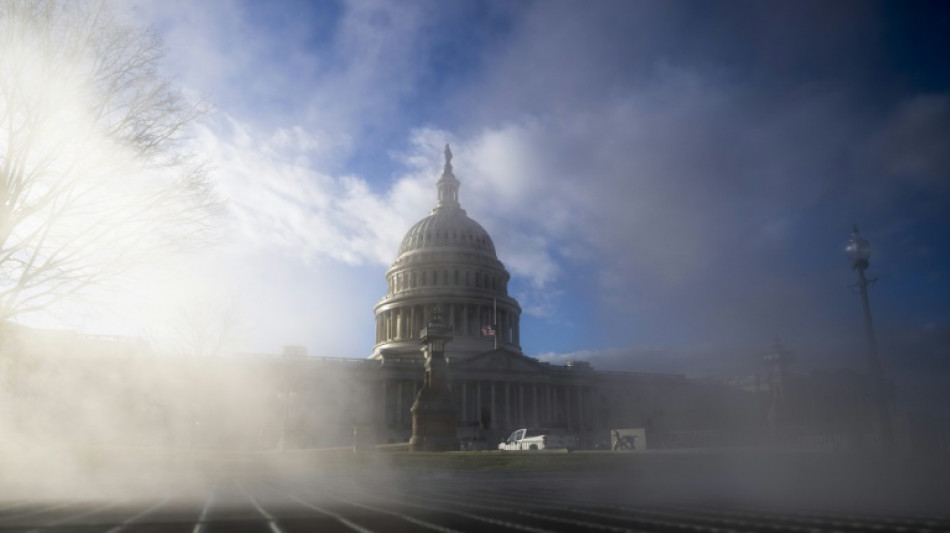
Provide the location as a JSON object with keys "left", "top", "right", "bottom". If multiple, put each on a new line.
{"left": 192, "top": 115, "right": 411, "bottom": 266}
{"left": 109, "top": 0, "right": 950, "bottom": 363}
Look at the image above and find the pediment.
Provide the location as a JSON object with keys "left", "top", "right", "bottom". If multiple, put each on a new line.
{"left": 451, "top": 348, "right": 545, "bottom": 374}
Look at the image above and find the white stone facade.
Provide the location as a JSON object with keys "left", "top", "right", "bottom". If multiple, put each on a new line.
{"left": 373, "top": 145, "right": 520, "bottom": 360}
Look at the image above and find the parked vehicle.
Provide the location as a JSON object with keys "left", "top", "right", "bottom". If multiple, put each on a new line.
{"left": 498, "top": 428, "right": 577, "bottom": 451}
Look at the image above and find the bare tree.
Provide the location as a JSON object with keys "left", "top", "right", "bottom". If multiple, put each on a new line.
{"left": 149, "top": 294, "right": 245, "bottom": 448}
{"left": 158, "top": 294, "right": 245, "bottom": 358}
{"left": 0, "top": 1, "right": 219, "bottom": 322}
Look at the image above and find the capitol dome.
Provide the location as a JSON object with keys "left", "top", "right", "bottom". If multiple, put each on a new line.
{"left": 372, "top": 145, "right": 522, "bottom": 360}
{"left": 396, "top": 208, "right": 496, "bottom": 257}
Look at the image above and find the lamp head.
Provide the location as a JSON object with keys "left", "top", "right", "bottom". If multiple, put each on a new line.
{"left": 845, "top": 225, "right": 871, "bottom": 270}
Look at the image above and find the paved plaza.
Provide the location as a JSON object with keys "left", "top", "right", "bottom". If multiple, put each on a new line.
{"left": 1, "top": 451, "right": 949, "bottom": 532}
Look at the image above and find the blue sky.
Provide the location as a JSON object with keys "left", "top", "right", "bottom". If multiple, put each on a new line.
{"left": 60, "top": 0, "right": 948, "bottom": 393}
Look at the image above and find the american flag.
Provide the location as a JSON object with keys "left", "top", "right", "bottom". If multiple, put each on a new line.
{"left": 481, "top": 324, "right": 495, "bottom": 337}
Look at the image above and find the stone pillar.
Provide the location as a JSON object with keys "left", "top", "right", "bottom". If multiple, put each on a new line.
{"left": 465, "top": 305, "right": 478, "bottom": 337}
{"left": 518, "top": 384, "right": 525, "bottom": 427}
{"left": 533, "top": 384, "right": 539, "bottom": 427}
{"left": 397, "top": 381, "right": 404, "bottom": 428}
{"left": 546, "top": 385, "right": 552, "bottom": 426}
{"left": 461, "top": 381, "right": 467, "bottom": 422}
{"left": 477, "top": 381, "right": 482, "bottom": 424}
{"left": 491, "top": 382, "right": 496, "bottom": 431}
{"left": 462, "top": 305, "right": 469, "bottom": 336}
{"left": 505, "top": 382, "right": 511, "bottom": 429}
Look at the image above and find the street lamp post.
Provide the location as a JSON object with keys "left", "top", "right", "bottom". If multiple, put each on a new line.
{"left": 845, "top": 225, "right": 895, "bottom": 452}
{"left": 762, "top": 337, "right": 795, "bottom": 428}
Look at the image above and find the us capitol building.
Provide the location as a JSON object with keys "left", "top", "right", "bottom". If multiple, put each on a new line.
{"left": 5, "top": 147, "right": 777, "bottom": 450}
{"left": 264, "top": 146, "right": 756, "bottom": 448}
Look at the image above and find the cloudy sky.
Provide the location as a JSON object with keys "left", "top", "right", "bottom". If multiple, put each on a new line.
{"left": 54, "top": 1, "right": 948, "bottom": 392}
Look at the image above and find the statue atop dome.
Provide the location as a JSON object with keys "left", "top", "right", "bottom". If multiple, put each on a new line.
{"left": 436, "top": 144, "right": 460, "bottom": 210}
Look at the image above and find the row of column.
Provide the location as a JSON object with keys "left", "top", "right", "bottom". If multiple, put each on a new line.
{"left": 376, "top": 304, "right": 520, "bottom": 346}
{"left": 382, "top": 379, "right": 423, "bottom": 430}
{"left": 389, "top": 268, "right": 506, "bottom": 295}
{"left": 380, "top": 378, "right": 588, "bottom": 433}
{"left": 457, "top": 380, "right": 587, "bottom": 431}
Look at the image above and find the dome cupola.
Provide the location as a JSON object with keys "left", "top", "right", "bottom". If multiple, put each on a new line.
{"left": 436, "top": 144, "right": 460, "bottom": 209}
{"left": 372, "top": 145, "right": 522, "bottom": 360}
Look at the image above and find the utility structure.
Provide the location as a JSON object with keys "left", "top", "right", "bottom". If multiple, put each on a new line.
{"left": 762, "top": 336, "right": 795, "bottom": 428}
{"left": 845, "top": 225, "right": 895, "bottom": 452}
{"left": 409, "top": 307, "right": 459, "bottom": 451}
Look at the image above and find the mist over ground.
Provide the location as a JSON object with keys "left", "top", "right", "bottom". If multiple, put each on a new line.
{"left": 1, "top": 1, "right": 949, "bottom": 529}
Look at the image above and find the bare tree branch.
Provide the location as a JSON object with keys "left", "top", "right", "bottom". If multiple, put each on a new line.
{"left": 0, "top": 0, "right": 221, "bottom": 323}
